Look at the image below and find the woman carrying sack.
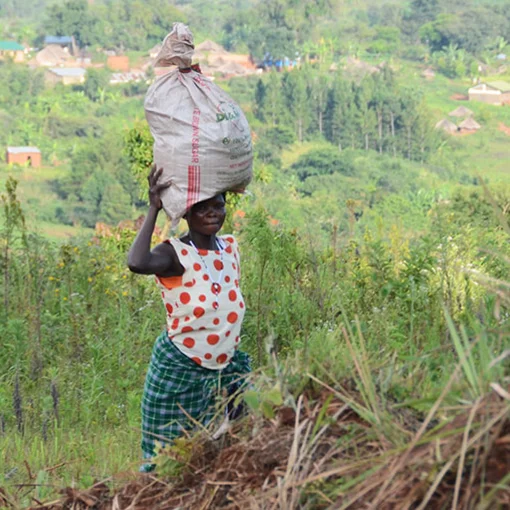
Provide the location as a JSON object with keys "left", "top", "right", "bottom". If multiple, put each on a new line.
{"left": 128, "top": 165, "right": 250, "bottom": 471}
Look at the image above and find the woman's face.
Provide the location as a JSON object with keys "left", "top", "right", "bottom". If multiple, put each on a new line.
{"left": 186, "top": 194, "right": 226, "bottom": 236}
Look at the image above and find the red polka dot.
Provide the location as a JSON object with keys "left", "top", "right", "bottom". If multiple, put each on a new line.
{"left": 205, "top": 353, "right": 212, "bottom": 360}
{"left": 225, "top": 236, "right": 234, "bottom": 243}
{"left": 214, "top": 250, "right": 220, "bottom": 255}
{"left": 213, "top": 302, "right": 219, "bottom": 310}
{"left": 232, "top": 263, "right": 236, "bottom": 270}
{"left": 198, "top": 249, "right": 208, "bottom": 256}
{"left": 161, "top": 292, "right": 165, "bottom": 298}
{"left": 207, "top": 334, "right": 220, "bottom": 345}
{"left": 235, "top": 336, "right": 240, "bottom": 343}
{"left": 225, "top": 275, "right": 231, "bottom": 283}
{"left": 214, "top": 259, "right": 224, "bottom": 271}
{"left": 180, "top": 292, "right": 191, "bottom": 304}
{"left": 216, "top": 353, "right": 228, "bottom": 364}
{"left": 199, "top": 294, "right": 206, "bottom": 302}
{"left": 183, "top": 337, "right": 195, "bottom": 348}
{"left": 165, "top": 303, "right": 173, "bottom": 314}
{"left": 193, "top": 263, "right": 201, "bottom": 271}
{"left": 203, "top": 274, "right": 210, "bottom": 281}
{"left": 240, "top": 302, "right": 244, "bottom": 309}
{"left": 235, "top": 279, "right": 239, "bottom": 288}
{"left": 171, "top": 318, "right": 179, "bottom": 329}
{"left": 191, "top": 357, "right": 202, "bottom": 365}
{"left": 213, "top": 318, "right": 220, "bottom": 325}
{"left": 211, "top": 283, "right": 222, "bottom": 294}
{"left": 184, "top": 279, "right": 196, "bottom": 287}
{"left": 199, "top": 326, "right": 206, "bottom": 330}
{"left": 181, "top": 249, "right": 189, "bottom": 256}
{"left": 226, "top": 331, "right": 231, "bottom": 337}
{"left": 182, "top": 326, "right": 193, "bottom": 333}
{"left": 225, "top": 246, "right": 232, "bottom": 254}
{"left": 227, "top": 312, "right": 238, "bottom": 324}
{"left": 185, "top": 316, "right": 190, "bottom": 322}
{"left": 229, "top": 290, "right": 237, "bottom": 301}
{"left": 193, "top": 307, "right": 205, "bottom": 318}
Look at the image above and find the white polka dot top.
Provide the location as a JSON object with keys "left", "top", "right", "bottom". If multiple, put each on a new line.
{"left": 155, "top": 235, "right": 245, "bottom": 370}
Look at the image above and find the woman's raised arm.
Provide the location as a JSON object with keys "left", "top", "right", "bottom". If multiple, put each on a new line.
{"left": 127, "top": 166, "right": 183, "bottom": 276}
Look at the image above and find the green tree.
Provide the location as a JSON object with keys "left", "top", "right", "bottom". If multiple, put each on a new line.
{"left": 258, "top": 72, "right": 288, "bottom": 127}
{"left": 324, "top": 77, "right": 356, "bottom": 150}
{"left": 291, "top": 147, "right": 355, "bottom": 181}
{"left": 44, "top": 0, "right": 101, "bottom": 47}
{"left": 308, "top": 71, "right": 330, "bottom": 136}
{"left": 282, "top": 69, "right": 309, "bottom": 142}
{"left": 83, "top": 69, "right": 110, "bottom": 102}
{"left": 99, "top": 181, "right": 133, "bottom": 225}
{"left": 355, "top": 79, "right": 377, "bottom": 151}
{"left": 0, "top": 64, "right": 45, "bottom": 108}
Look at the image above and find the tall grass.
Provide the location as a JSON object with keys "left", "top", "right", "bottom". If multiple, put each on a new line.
{"left": 0, "top": 177, "right": 508, "bottom": 507}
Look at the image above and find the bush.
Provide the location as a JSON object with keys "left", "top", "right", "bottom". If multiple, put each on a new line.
{"left": 291, "top": 147, "right": 356, "bottom": 181}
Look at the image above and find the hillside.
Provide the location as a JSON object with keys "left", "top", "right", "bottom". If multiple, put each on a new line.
{"left": 0, "top": 1, "right": 509, "bottom": 509}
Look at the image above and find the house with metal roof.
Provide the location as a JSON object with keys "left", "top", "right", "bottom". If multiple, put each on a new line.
{"left": 45, "top": 67, "right": 86, "bottom": 86}
{"left": 0, "top": 41, "right": 26, "bottom": 62}
{"left": 44, "top": 35, "right": 77, "bottom": 55}
{"left": 468, "top": 81, "right": 510, "bottom": 105}
{"left": 6, "top": 147, "right": 41, "bottom": 167}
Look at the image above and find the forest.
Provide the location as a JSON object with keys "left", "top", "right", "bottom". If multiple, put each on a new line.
{"left": 0, "top": 0, "right": 509, "bottom": 508}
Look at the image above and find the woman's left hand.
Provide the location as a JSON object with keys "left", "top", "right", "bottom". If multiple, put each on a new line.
{"left": 148, "top": 164, "right": 171, "bottom": 210}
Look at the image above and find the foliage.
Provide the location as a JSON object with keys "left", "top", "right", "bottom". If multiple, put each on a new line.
{"left": 1, "top": 178, "right": 508, "bottom": 504}
{"left": 255, "top": 67, "right": 440, "bottom": 161}
{"left": 41, "top": 0, "right": 186, "bottom": 50}
{"left": 82, "top": 68, "right": 111, "bottom": 102}
{"left": 291, "top": 147, "right": 355, "bottom": 181}
{"left": 0, "top": 62, "right": 45, "bottom": 107}
{"left": 124, "top": 120, "right": 154, "bottom": 200}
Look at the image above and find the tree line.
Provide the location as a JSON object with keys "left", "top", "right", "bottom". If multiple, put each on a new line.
{"left": 254, "top": 66, "right": 439, "bottom": 165}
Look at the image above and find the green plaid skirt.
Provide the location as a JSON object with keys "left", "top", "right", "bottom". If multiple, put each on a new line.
{"left": 141, "top": 331, "right": 251, "bottom": 458}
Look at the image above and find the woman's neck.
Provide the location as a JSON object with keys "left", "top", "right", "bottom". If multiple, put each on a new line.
{"left": 186, "top": 232, "right": 218, "bottom": 250}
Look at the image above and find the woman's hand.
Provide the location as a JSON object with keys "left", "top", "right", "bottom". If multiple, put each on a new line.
{"left": 148, "top": 164, "right": 171, "bottom": 210}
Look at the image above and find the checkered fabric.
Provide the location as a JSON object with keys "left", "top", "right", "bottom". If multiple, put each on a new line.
{"left": 141, "top": 331, "right": 251, "bottom": 458}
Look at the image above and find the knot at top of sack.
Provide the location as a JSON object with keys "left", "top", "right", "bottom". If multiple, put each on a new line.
{"left": 154, "top": 22, "right": 195, "bottom": 69}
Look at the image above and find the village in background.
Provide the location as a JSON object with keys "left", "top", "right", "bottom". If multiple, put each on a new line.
{"left": 0, "top": 27, "right": 510, "bottom": 167}
{"left": 1, "top": 15, "right": 510, "bottom": 169}
{"left": 0, "top": 0, "right": 510, "bottom": 238}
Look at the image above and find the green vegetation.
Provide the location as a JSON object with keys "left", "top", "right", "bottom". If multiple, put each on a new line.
{"left": 0, "top": 0, "right": 509, "bottom": 508}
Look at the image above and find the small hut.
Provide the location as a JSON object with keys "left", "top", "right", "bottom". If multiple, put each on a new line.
{"left": 449, "top": 106, "right": 473, "bottom": 118}
{"left": 458, "top": 117, "right": 481, "bottom": 133}
{"left": 435, "top": 119, "right": 458, "bottom": 134}
{"left": 195, "top": 40, "right": 228, "bottom": 54}
{"left": 35, "top": 44, "right": 72, "bottom": 67}
{"left": 6, "top": 147, "right": 41, "bottom": 167}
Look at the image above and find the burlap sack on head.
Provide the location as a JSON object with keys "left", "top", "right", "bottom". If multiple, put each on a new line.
{"left": 145, "top": 22, "right": 253, "bottom": 228}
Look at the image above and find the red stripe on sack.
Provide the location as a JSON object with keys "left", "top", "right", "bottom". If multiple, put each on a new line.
{"left": 187, "top": 165, "right": 200, "bottom": 209}
{"left": 194, "top": 164, "right": 200, "bottom": 204}
{"left": 187, "top": 107, "right": 201, "bottom": 209}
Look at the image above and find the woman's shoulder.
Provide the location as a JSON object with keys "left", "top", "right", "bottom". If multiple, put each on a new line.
{"left": 220, "top": 234, "right": 237, "bottom": 246}
{"left": 152, "top": 239, "right": 183, "bottom": 266}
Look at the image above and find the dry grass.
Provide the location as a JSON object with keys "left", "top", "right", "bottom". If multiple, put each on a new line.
{"left": 20, "top": 378, "right": 509, "bottom": 510}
